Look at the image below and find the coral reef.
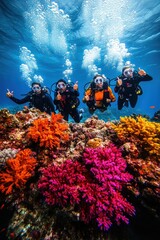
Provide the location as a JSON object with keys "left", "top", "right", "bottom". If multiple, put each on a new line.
{"left": 111, "top": 116, "right": 160, "bottom": 160}
{"left": 0, "top": 148, "right": 19, "bottom": 168}
{"left": 0, "top": 109, "right": 20, "bottom": 140}
{"left": 111, "top": 115, "right": 160, "bottom": 219}
{"left": 0, "top": 109, "right": 159, "bottom": 239}
{"left": 0, "top": 107, "right": 49, "bottom": 150}
{"left": 38, "top": 145, "right": 135, "bottom": 231}
{"left": 0, "top": 149, "right": 36, "bottom": 195}
{"left": 27, "top": 113, "right": 69, "bottom": 149}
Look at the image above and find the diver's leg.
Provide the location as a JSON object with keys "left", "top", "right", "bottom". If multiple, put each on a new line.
{"left": 129, "top": 94, "right": 138, "bottom": 108}
{"left": 62, "top": 111, "right": 69, "bottom": 121}
{"left": 70, "top": 108, "right": 80, "bottom": 123}
{"left": 118, "top": 96, "right": 125, "bottom": 110}
{"left": 86, "top": 100, "right": 96, "bottom": 114}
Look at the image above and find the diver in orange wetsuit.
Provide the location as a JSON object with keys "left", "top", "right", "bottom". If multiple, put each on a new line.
{"left": 83, "top": 74, "right": 116, "bottom": 114}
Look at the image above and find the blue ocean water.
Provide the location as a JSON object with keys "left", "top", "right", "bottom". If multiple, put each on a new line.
{"left": 0, "top": 0, "right": 160, "bottom": 119}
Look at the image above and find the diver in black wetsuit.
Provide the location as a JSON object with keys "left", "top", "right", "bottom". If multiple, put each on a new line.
{"left": 6, "top": 82, "right": 55, "bottom": 114}
{"left": 54, "top": 79, "right": 83, "bottom": 123}
{"left": 114, "top": 66, "right": 153, "bottom": 110}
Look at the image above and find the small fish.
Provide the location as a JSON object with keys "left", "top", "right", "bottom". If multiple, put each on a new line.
{"left": 149, "top": 106, "right": 155, "bottom": 109}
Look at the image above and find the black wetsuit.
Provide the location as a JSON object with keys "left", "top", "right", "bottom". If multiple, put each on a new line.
{"left": 54, "top": 85, "right": 80, "bottom": 123}
{"left": 114, "top": 72, "right": 153, "bottom": 110}
{"left": 10, "top": 91, "right": 55, "bottom": 114}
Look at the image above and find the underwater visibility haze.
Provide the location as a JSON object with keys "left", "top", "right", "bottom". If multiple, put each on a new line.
{"left": 0, "top": 0, "right": 160, "bottom": 117}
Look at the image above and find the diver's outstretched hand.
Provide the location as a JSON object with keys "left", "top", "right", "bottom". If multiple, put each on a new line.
{"left": 116, "top": 77, "right": 122, "bottom": 87}
{"left": 73, "top": 81, "right": 78, "bottom": 91}
{"left": 138, "top": 68, "right": 146, "bottom": 76}
{"left": 6, "top": 89, "right": 13, "bottom": 98}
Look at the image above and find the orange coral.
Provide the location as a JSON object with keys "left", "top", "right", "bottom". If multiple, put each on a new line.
{"left": 111, "top": 116, "right": 160, "bottom": 161}
{"left": 27, "top": 113, "right": 69, "bottom": 149}
{"left": 0, "top": 149, "right": 37, "bottom": 195}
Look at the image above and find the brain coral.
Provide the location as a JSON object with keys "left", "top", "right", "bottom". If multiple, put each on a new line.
{"left": 27, "top": 113, "right": 69, "bottom": 149}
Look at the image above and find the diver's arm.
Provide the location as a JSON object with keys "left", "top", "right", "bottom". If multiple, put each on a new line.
{"left": 83, "top": 88, "right": 91, "bottom": 102}
{"left": 53, "top": 91, "right": 61, "bottom": 105}
{"left": 137, "top": 69, "right": 153, "bottom": 82}
{"left": 73, "top": 89, "right": 80, "bottom": 97}
{"left": 114, "top": 77, "right": 122, "bottom": 93}
{"left": 138, "top": 74, "right": 153, "bottom": 81}
{"left": 108, "top": 87, "right": 116, "bottom": 102}
{"left": 9, "top": 95, "right": 30, "bottom": 104}
{"left": 45, "top": 94, "right": 55, "bottom": 113}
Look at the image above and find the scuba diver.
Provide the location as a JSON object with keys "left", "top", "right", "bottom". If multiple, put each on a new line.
{"left": 83, "top": 74, "right": 116, "bottom": 114}
{"left": 53, "top": 79, "right": 83, "bottom": 123}
{"left": 114, "top": 65, "right": 153, "bottom": 110}
{"left": 6, "top": 82, "right": 55, "bottom": 114}
{"left": 151, "top": 110, "right": 160, "bottom": 122}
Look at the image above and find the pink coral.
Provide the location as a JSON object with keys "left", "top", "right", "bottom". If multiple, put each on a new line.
{"left": 38, "top": 144, "right": 135, "bottom": 231}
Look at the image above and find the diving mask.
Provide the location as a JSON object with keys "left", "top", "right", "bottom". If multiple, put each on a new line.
{"left": 123, "top": 68, "right": 134, "bottom": 78}
{"left": 94, "top": 77, "right": 104, "bottom": 84}
{"left": 32, "top": 86, "right": 41, "bottom": 92}
{"left": 57, "top": 83, "right": 66, "bottom": 89}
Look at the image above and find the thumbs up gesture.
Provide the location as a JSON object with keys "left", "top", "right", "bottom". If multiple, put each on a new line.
{"left": 56, "top": 91, "right": 61, "bottom": 100}
{"left": 138, "top": 68, "right": 146, "bottom": 76}
{"left": 73, "top": 81, "right": 78, "bottom": 91}
{"left": 116, "top": 77, "right": 122, "bottom": 87}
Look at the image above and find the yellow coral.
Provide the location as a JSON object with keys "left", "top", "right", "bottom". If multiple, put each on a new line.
{"left": 86, "top": 138, "right": 103, "bottom": 148}
{"left": 27, "top": 113, "right": 69, "bottom": 149}
{"left": 111, "top": 116, "right": 160, "bottom": 160}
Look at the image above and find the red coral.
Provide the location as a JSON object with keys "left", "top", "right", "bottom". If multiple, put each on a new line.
{"left": 27, "top": 113, "right": 69, "bottom": 149}
{"left": 38, "top": 144, "right": 135, "bottom": 231}
{"left": 0, "top": 149, "right": 37, "bottom": 195}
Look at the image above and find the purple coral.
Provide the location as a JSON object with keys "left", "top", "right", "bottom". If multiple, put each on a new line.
{"left": 38, "top": 144, "right": 135, "bottom": 231}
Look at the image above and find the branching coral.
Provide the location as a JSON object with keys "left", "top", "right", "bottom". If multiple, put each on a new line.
{"left": 111, "top": 116, "right": 160, "bottom": 160}
{"left": 0, "top": 149, "right": 37, "bottom": 195}
{"left": 38, "top": 144, "right": 135, "bottom": 231}
{"left": 27, "top": 113, "right": 69, "bottom": 149}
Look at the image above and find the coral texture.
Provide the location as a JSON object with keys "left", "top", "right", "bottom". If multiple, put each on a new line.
{"left": 0, "top": 109, "right": 19, "bottom": 140}
{"left": 111, "top": 116, "right": 160, "bottom": 160}
{"left": 27, "top": 113, "right": 69, "bottom": 149}
{"left": 0, "top": 149, "right": 36, "bottom": 195}
{"left": 0, "top": 109, "right": 159, "bottom": 239}
{"left": 111, "top": 116, "right": 160, "bottom": 214}
{"left": 0, "top": 148, "right": 19, "bottom": 168}
{"left": 38, "top": 144, "right": 135, "bottom": 231}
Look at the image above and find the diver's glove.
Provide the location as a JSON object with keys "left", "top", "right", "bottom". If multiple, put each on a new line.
{"left": 116, "top": 77, "right": 122, "bottom": 86}
{"left": 83, "top": 95, "right": 90, "bottom": 102}
{"left": 106, "top": 98, "right": 111, "bottom": 103}
{"left": 138, "top": 68, "right": 146, "bottom": 76}
{"left": 73, "top": 81, "right": 78, "bottom": 91}
{"left": 56, "top": 92, "right": 61, "bottom": 100}
{"left": 6, "top": 89, "right": 14, "bottom": 98}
